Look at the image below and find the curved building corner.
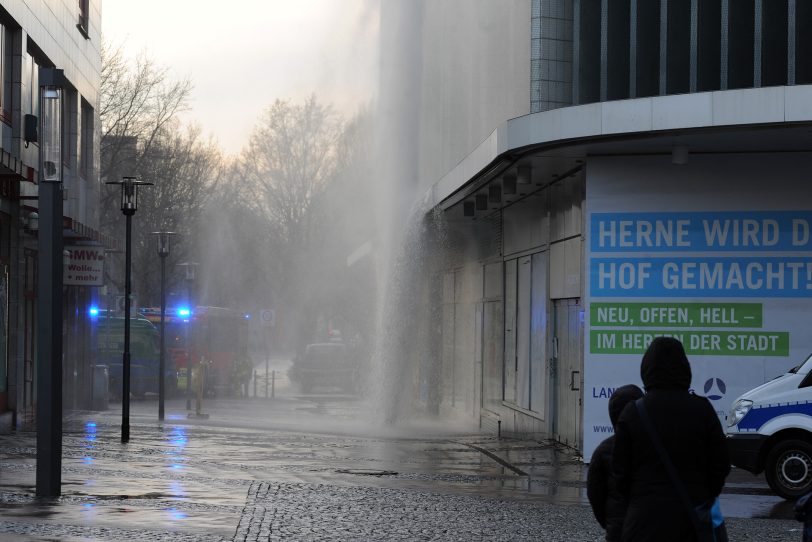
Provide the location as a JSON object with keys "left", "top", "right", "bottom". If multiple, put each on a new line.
{"left": 381, "top": 0, "right": 812, "bottom": 460}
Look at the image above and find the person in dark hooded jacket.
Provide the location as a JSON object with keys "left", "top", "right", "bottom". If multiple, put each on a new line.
{"left": 587, "top": 384, "right": 644, "bottom": 541}
{"left": 612, "top": 337, "right": 730, "bottom": 541}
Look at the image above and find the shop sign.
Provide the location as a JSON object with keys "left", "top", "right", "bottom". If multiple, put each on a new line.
{"left": 64, "top": 246, "right": 104, "bottom": 286}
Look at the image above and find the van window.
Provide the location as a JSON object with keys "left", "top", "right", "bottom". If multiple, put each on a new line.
{"left": 794, "top": 353, "right": 812, "bottom": 376}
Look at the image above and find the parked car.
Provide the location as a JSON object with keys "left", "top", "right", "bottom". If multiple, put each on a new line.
{"left": 288, "top": 342, "right": 356, "bottom": 393}
{"left": 727, "top": 352, "right": 812, "bottom": 499}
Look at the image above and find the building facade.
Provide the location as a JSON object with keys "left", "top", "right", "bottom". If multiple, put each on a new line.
{"left": 0, "top": 0, "right": 105, "bottom": 426}
{"left": 381, "top": 1, "right": 812, "bottom": 459}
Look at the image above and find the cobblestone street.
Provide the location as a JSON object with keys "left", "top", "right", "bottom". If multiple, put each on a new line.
{"left": 0, "top": 395, "right": 804, "bottom": 540}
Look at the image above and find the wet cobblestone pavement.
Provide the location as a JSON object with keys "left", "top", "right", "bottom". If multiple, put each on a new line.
{"left": 0, "top": 395, "right": 804, "bottom": 540}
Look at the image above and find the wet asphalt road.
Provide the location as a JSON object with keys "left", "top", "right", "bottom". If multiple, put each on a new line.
{"left": 0, "top": 366, "right": 804, "bottom": 540}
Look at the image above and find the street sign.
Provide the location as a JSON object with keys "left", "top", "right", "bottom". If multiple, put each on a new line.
{"left": 259, "top": 309, "right": 275, "bottom": 328}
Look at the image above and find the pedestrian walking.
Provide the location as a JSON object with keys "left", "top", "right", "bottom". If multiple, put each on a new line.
{"left": 612, "top": 337, "right": 730, "bottom": 541}
{"left": 587, "top": 384, "right": 644, "bottom": 541}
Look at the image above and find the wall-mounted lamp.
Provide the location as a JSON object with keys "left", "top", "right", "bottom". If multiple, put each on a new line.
{"left": 488, "top": 184, "right": 501, "bottom": 205}
{"left": 517, "top": 164, "right": 532, "bottom": 185}
{"left": 502, "top": 174, "right": 517, "bottom": 196}
{"left": 672, "top": 146, "right": 689, "bottom": 165}
{"left": 26, "top": 211, "right": 39, "bottom": 232}
{"left": 475, "top": 194, "right": 488, "bottom": 211}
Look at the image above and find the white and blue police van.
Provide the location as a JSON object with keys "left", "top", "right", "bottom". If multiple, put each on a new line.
{"left": 727, "top": 352, "right": 812, "bottom": 499}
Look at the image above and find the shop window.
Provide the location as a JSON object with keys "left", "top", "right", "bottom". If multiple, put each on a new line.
{"left": 77, "top": 0, "right": 90, "bottom": 39}
{"left": 79, "top": 100, "right": 93, "bottom": 179}
{"left": 62, "top": 89, "right": 73, "bottom": 166}
{"left": 24, "top": 55, "right": 39, "bottom": 119}
{"left": 504, "top": 253, "right": 548, "bottom": 415}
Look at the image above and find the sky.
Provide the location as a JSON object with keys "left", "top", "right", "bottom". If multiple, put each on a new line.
{"left": 102, "top": 1, "right": 380, "bottom": 156}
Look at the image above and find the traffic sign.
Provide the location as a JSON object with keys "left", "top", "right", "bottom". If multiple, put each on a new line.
{"left": 259, "top": 309, "right": 275, "bottom": 328}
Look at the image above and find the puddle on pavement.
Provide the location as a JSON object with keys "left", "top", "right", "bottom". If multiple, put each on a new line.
{"left": 721, "top": 493, "right": 796, "bottom": 520}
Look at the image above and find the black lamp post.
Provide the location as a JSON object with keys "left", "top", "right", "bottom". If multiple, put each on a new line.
{"left": 177, "top": 261, "right": 198, "bottom": 410}
{"left": 152, "top": 231, "right": 176, "bottom": 421}
{"left": 36, "top": 68, "right": 65, "bottom": 497}
{"left": 106, "top": 176, "right": 152, "bottom": 443}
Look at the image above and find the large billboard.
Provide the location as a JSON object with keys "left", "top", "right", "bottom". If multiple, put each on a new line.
{"left": 584, "top": 153, "right": 812, "bottom": 461}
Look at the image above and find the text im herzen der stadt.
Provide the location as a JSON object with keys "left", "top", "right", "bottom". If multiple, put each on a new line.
{"left": 588, "top": 301, "right": 786, "bottom": 356}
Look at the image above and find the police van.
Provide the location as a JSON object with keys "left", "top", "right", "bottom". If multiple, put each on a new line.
{"left": 727, "top": 352, "right": 812, "bottom": 499}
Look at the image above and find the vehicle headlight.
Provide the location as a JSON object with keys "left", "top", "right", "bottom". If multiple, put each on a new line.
{"left": 727, "top": 399, "right": 753, "bottom": 427}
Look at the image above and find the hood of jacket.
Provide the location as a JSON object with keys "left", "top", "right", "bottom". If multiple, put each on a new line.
{"left": 640, "top": 337, "right": 692, "bottom": 391}
{"left": 608, "top": 384, "right": 644, "bottom": 427}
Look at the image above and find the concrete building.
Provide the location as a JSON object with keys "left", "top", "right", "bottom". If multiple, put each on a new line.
{"left": 0, "top": 1, "right": 107, "bottom": 426}
{"left": 381, "top": 1, "right": 812, "bottom": 459}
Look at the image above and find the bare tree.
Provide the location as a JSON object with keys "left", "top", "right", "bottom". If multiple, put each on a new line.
{"left": 130, "top": 127, "right": 223, "bottom": 305}
{"left": 239, "top": 96, "right": 341, "bottom": 242}
{"left": 225, "top": 96, "right": 343, "bottom": 350}
{"left": 99, "top": 42, "right": 221, "bottom": 306}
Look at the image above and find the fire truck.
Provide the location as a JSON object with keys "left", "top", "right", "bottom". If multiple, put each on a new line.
{"left": 139, "top": 306, "right": 249, "bottom": 397}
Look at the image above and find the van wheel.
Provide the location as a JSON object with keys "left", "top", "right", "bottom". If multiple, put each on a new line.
{"left": 766, "top": 439, "right": 812, "bottom": 499}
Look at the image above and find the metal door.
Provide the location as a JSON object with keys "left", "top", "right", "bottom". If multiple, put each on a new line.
{"left": 552, "top": 298, "right": 583, "bottom": 448}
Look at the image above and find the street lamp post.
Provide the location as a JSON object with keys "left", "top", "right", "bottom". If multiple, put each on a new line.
{"left": 152, "top": 231, "right": 176, "bottom": 421}
{"left": 106, "top": 176, "right": 152, "bottom": 443}
{"left": 36, "top": 68, "right": 65, "bottom": 498}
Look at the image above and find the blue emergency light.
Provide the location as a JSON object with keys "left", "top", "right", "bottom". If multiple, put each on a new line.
{"left": 88, "top": 306, "right": 99, "bottom": 318}
{"left": 177, "top": 307, "right": 191, "bottom": 317}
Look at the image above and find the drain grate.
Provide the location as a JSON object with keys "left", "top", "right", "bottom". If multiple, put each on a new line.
{"left": 335, "top": 468, "right": 397, "bottom": 476}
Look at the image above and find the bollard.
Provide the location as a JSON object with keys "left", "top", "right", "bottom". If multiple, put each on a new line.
{"left": 497, "top": 420, "right": 502, "bottom": 439}
{"left": 265, "top": 359, "right": 269, "bottom": 399}
{"left": 271, "top": 370, "right": 275, "bottom": 399}
{"left": 253, "top": 370, "right": 258, "bottom": 398}
{"left": 195, "top": 362, "right": 203, "bottom": 415}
